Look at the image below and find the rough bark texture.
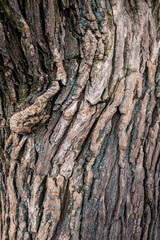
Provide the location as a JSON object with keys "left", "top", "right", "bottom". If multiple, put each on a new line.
{"left": 0, "top": 0, "right": 160, "bottom": 239}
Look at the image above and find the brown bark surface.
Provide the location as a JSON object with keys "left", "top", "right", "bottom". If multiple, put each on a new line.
{"left": 0, "top": 0, "right": 160, "bottom": 239}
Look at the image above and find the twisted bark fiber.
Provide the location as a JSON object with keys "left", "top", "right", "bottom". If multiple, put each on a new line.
{"left": 0, "top": 0, "right": 160, "bottom": 239}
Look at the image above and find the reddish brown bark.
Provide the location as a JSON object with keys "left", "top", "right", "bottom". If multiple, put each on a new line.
{"left": 0, "top": 0, "right": 160, "bottom": 239}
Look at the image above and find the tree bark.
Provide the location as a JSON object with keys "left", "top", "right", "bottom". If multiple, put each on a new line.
{"left": 0, "top": 0, "right": 160, "bottom": 239}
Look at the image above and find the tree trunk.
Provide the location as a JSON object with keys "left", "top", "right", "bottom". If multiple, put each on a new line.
{"left": 0, "top": 0, "right": 160, "bottom": 239}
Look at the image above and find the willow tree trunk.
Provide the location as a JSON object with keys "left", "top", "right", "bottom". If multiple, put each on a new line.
{"left": 0, "top": 0, "right": 160, "bottom": 239}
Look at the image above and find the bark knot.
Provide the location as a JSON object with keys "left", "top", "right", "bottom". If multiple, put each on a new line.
{"left": 10, "top": 81, "right": 60, "bottom": 134}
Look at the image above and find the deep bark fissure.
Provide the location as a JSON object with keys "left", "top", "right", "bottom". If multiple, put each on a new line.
{"left": 52, "top": 180, "right": 70, "bottom": 240}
